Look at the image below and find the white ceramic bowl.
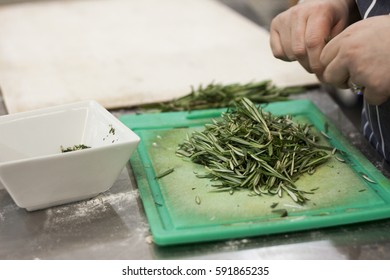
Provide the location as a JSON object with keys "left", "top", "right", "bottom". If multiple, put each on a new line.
{"left": 0, "top": 100, "right": 140, "bottom": 211}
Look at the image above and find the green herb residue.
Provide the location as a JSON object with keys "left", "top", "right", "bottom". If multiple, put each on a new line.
{"left": 61, "top": 144, "right": 91, "bottom": 153}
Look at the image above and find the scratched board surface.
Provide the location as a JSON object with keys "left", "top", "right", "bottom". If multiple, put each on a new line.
{"left": 120, "top": 100, "right": 390, "bottom": 245}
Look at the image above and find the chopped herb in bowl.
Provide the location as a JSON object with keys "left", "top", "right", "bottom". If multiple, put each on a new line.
{"left": 61, "top": 144, "right": 91, "bottom": 153}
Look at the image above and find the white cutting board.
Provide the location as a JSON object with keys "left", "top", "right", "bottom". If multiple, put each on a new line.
{"left": 0, "top": 0, "right": 317, "bottom": 113}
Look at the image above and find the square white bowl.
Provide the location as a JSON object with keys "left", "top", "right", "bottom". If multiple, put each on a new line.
{"left": 0, "top": 100, "right": 140, "bottom": 211}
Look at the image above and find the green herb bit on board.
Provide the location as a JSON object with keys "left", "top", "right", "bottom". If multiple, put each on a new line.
{"left": 176, "top": 98, "right": 331, "bottom": 204}
{"left": 61, "top": 144, "right": 91, "bottom": 153}
{"left": 272, "top": 209, "right": 288, "bottom": 217}
{"left": 155, "top": 168, "right": 175, "bottom": 179}
{"left": 195, "top": 195, "right": 201, "bottom": 205}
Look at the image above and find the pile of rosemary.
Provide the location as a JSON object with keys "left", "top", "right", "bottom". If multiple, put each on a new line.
{"left": 176, "top": 98, "right": 331, "bottom": 204}
{"left": 142, "top": 80, "right": 302, "bottom": 112}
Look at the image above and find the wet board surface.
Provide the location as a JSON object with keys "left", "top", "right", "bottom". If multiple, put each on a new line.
{"left": 120, "top": 99, "right": 390, "bottom": 246}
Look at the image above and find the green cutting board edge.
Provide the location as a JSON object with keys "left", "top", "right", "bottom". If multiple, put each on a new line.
{"left": 120, "top": 99, "right": 390, "bottom": 246}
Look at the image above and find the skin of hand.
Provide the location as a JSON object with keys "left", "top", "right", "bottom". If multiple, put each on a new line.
{"left": 269, "top": 0, "right": 358, "bottom": 79}
{"left": 320, "top": 15, "right": 390, "bottom": 105}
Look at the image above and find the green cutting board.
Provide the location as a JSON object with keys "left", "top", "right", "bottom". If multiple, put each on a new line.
{"left": 120, "top": 99, "right": 390, "bottom": 246}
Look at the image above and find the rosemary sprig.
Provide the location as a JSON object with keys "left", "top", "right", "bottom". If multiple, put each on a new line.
{"left": 176, "top": 98, "right": 331, "bottom": 204}
{"left": 141, "top": 80, "right": 303, "bottom": 112}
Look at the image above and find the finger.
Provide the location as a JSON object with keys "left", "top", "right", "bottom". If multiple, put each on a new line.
{"left": 277, "top": 18, "right": 295, "bottom": 61}
{"left": 320, "top": 35, "right": 351, "bottom": 88}
{"left": 269, "top": 28, "right": 288, "bottom": 60}
{"left": 363, "top": 88, "right": 390, "bottom": 106}
{"left": 322, "top": 57, "right": 350, "bottom": 88}
{"left": 290, "top": 13, "right": 312, "bottom": 71}
{"left": 270, "top": 12, "right": 296, "bottom": 62}
{"left": 319, "top": 34, "right": 341, "bottom": 67}
{"left": 298, "top": 57, "right": 312, "bottom": 73}
{"left": 290, "top": 12, "right": 307, "bottom": 60}
{"left": 305, "top": 14, "right": 332, "bottom": 75}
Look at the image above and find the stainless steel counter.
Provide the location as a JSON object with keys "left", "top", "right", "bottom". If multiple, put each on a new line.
{"left": 1, "top": 88, "right": 390, "bottom": 260}
{"left": 1, "top": 0, "right": 389, "bottom": 261}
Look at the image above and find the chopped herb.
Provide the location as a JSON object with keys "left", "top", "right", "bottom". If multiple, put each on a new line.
{"left": 270, "top": 202, "right": 279, "bottom": 209}
{"left": 61, "top": 144, "right": 91, "bottom": 153}
{"left": 155, "top": 168, "right": 175, "bottom": 179}
{"left": 307, "top": 167, "right": 316, "bottom": 175}
{"left": 176, "top": 98, "right": 331, "bottom": 204}
{"left": 320, "top": 131, "right": 331, "bottom": 139}
{"left": 312, "top": 212, "right": 329, "bottom": 216}
{"left": 109, "top": 124, "right": 116, "bottom": 135}
{"left": 324, "top": 122, "right": 329, "bottom": 133}
{"left": 359, "top": 172, "right": 376, "bottom": 184}
{"left": 272, "top": 209, "right": 288, "bottom": 217}
{"left": 335, "top": 156, "right": 346, "bottom": 163}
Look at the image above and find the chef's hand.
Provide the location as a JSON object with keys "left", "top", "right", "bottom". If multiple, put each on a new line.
{"left": 320, "top": 16, "right": 390, "bottom": 105}
{"left": 270, "top": 0, "right": 356, "bottom": 79}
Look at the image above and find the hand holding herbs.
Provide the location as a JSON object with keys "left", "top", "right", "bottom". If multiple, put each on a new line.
{"left": 176, "top": 98, "right": 331, "bottom": 204}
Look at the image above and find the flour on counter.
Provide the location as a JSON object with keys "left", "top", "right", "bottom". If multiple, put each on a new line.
{"left": 43, "top": 189, "right": 140, "bottom": 229}
{"left": 0, "top": 202, "right": 19, "bottom": 222}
